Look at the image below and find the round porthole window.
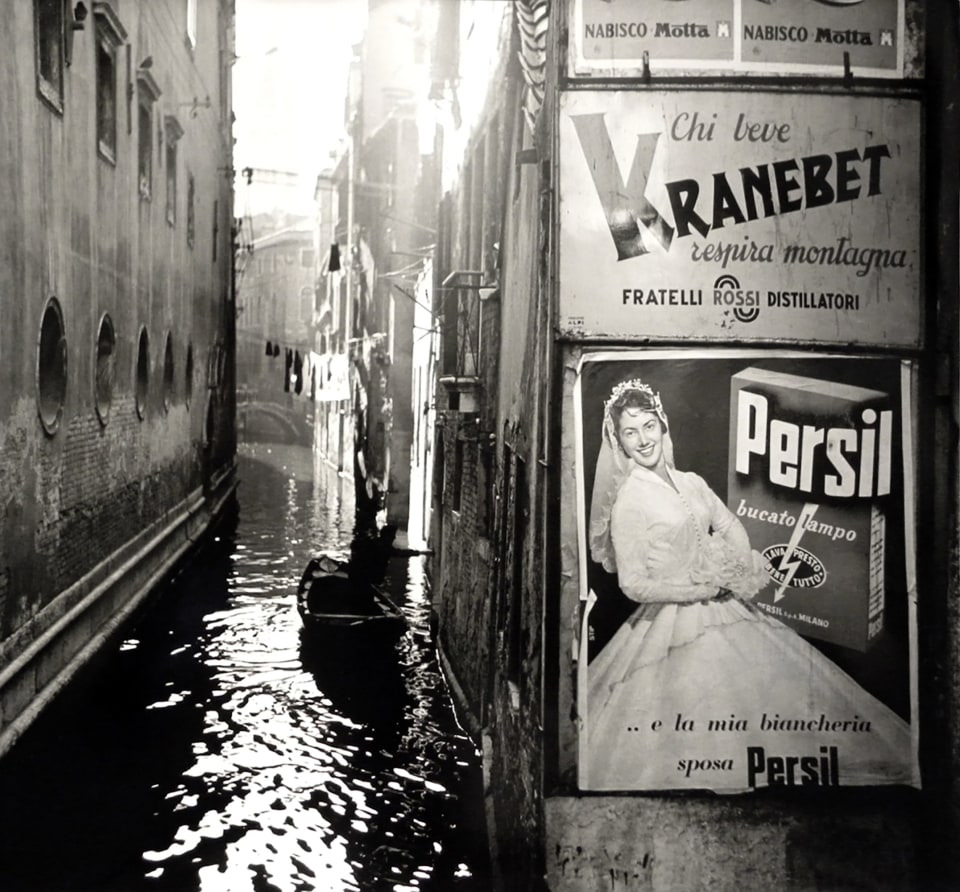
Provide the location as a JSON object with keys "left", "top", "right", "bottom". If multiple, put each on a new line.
{"left": 135, "top": 326, "right": 150, "bottom": 419}
{"left": 37, "top": 297, "right": 67, "bottom": 435}
{"left": 162, "top": 332, "right": 175, "bottom": 412}
{"left": 184, "top": 342, "right": 194, "bottom": 407}
{"left": 95, "top": 314, "right": 115, "bottom": 425}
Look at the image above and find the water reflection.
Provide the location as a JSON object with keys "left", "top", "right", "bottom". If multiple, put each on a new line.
{"left": 0, "top": 443, "right": 488, "bottom": 892}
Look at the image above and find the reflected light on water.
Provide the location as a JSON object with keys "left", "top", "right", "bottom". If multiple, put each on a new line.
{"left": 147, "top": 444, "right": 486, "bottom": 891}
{"left": 0, "top": 443, "right": 489, "bottom": 892}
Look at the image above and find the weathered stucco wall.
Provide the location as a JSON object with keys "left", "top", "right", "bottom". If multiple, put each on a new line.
{"left": 429, "top": 6, "right": 549, "bottom": 885}
{"left": 0, "top": 0, "right": 235, "bottom": 754}
{"left": 436, "top": 493, "right": 494, "bottom": 721}
{"left": 546, "top": 795, "right": 918, "bottom": 890}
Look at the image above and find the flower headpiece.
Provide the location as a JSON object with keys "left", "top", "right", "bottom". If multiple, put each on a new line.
{"left": 591, "top": 376, "right": 673, "bottom": 573}
{"left": 604, "top": 378, "right": 666, "bottom": 425}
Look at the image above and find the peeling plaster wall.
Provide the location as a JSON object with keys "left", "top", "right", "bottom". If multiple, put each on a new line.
{"left": 545, "top": 795, "right": 917, "bottom": 891}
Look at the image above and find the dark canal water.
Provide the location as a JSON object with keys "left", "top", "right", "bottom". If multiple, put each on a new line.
{"left": 0, "top": 443, "right": 490, "bottom": 892}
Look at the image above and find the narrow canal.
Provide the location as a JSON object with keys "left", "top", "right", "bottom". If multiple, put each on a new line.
{"left": 0, "top": 443, "right": 490, "bottom": 892}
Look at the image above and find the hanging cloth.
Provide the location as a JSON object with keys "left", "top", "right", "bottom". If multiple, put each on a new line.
{"left": 293, "top": 351, "right": 304, "bottom": 395}
{"left": 265, "top": 340, "right": 273, "bottom": 356}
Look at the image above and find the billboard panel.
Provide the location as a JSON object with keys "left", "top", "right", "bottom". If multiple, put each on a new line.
{"left": 742, "top": 0, "right": 902, "bottom": 74}
{"left": 570, "top": 0, "right": 904, "bottom": 77}
{"left": 559, "top": 91, "right": 922, "bottom": 346}
{"left": 574, "top": 350, "right": 919, "bottom": 792}
{"left": 573, "top": 0, "right": 736, "bottom": 70}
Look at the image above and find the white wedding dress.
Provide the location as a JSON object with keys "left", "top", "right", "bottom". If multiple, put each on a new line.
{"left": 586, "top": 464, "right": 916, "bottom": 791}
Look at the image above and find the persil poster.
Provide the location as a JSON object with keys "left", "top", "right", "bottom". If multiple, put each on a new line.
{"left": 575, "top": 350, "right": 918, "bottom": 792}
{"left": 558, "top": 90, "right": 922, "bottom": 347}
{"left": 728, "top": 367, "right": 890, "bottom": 651}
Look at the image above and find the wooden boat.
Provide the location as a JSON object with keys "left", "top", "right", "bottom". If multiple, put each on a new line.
{"left": 296, "top": 554, "right": 406, "bottom": 633}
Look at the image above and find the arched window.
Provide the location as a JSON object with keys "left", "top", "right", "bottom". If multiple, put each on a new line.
{"left": 135, "top": 326, "right": 150, "bottom": 419}
{"left": 95, "top": 313, "right": 115, "bottom": 425}
{"left": 37, "top": 297, "right": 67, "bottom": 435}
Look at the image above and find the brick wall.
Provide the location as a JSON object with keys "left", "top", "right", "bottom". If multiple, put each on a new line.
{"left": 2, "top": 388, "right": 200, "bottom": 640}
{"left": 0, "top": 0, "right": 234, "bottom": 695}
{"left": 435, "top": 410, "right": 494, "bottom": 722}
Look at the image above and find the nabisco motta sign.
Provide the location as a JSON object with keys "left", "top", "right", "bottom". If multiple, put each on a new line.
{"left": 558, "top": 91, "right": 922, "bottom": 347}
{"left": 569, "top": 0, "right": 904, "bottom": 77}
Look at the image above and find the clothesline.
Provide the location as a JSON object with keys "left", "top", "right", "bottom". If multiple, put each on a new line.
{"left": 263, "top": 340, "right": 354, "bottom": 402}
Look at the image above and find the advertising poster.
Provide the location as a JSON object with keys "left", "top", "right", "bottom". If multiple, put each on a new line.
{"left": 573, "top": 0, "right": 735, "bottom": 69}
{"left": 741, "top": 0, "right": 901, "bottom": 74}
{"left": 574, "top": 350, "right": 919, "bottom": 792}
{"left": 570, "top": 0, "right": 904, "bottom": 77}
{"left": 559, "top": 90, "right": 922, "bottom": 347}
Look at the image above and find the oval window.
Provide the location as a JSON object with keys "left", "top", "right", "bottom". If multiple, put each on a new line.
{"left": 135, "top": 326, "right": 150, "bottom": 419}
{"left": 184, "top": 342, "right": 194, "bottom": 407}
{"left": 95, "top": 314, "right": 115, "bottom": 425}
{"left": 162, "top": 332, "right": 175, "bottom": 412}
{"left": 37, "top": 297, "right": 67, "bottom": 435}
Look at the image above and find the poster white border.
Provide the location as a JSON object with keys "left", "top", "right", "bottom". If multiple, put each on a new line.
{"left": 573, "top": 347, "right": 920, "bottom": 792}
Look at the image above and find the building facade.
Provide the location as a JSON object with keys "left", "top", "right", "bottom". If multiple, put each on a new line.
{"left": 427, "top": 1, "right": 960, "bottom": 889}
{"left": 0, "top": 1, "right": 237, "bottom": 756}
{"left": 235, "top": 216, "right": 315, "bottom": 444}
{"left": 313, "top": 0, "right": 434, "bottom": 537}
{"left": 427, "top": 2, "right": 546, "bottom": 886}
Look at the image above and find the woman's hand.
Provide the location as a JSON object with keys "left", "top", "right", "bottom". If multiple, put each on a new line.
{"left": 720, "top": 552, "right": 770, "bottom": 600}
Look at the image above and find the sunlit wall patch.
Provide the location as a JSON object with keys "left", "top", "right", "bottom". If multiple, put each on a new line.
{"left": 762, "top": 543, "right": 826, "bottom": 590}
